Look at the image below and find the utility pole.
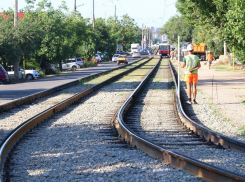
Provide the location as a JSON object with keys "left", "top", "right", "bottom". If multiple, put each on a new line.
{"left": 178, "top": 35, "right": 180, "bottom": 98}
{"left": 148, "top": 28, "right": 150, "bottom": 47}
{"left": 115, "top": 5, "right": 116, "bottom": 17}
{"left": 224, "top": 41, "right": 227, "bottom": 56}
{"left": 14, "top": 0, "right": 19, "bottom": 80}
{"left": 14, "top": 0, "right": 18, "bottom": 26}
{"left": 142, "top": 24, "right": 143, "bottom": 50}
{"left": 92, "top": 0, "right": 95, "bottom": 30}
{"left": 146, "top": 28, "right": 148, "bottom": 48}
{"left": 74, "top": 0, "right": 76, "bottom": 15}
{"left": 144, "top": 26, "right": 146, "bottom": 49}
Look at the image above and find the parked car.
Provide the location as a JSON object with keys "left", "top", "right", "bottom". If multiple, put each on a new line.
{"left": 101, "top": 51, "right": 108, "bottom": 59}
{"left": 7, "top": 66, "right": 40, "bottom": 80}
{"left": 147, "top": 49, "right": 153, "bottom": 54}
{"left": 112, "top": 54, "right": 120, "bottom": 62}
{"left": 0, "top": 65, "right": 9, "bottom": 84}
{"left": 50, "top": 64, "right": 56, "bottom": 71}
{"left": 95, "top": 54, "right": 101, "bottom": 62}
{"left": 67, "top": 58, "right": 83, "bottom": 66}
{"left": 52, "top": 61, "right": 80, "bottom": 71}
{"left": 90, "top": 55, "right": 100, "bottom": 63}
{"left": 132, "top": 52, "right": 141, "bottom": 58}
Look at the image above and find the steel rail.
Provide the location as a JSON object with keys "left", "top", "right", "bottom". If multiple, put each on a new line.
{"left": 0, "top": 58, "right": 145, "bottom": 113}
{"left": 0, "top": 57, "right": 153, "bottom": 182}
{"left": 116, "top": 58, "right": 245, "bottom": 182}
{"left": 169, "top": 61, "right": 245, "bottom": 152}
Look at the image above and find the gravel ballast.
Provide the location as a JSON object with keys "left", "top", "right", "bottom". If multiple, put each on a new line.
{"left": 7, "top": 58, "right": 201, "bottom": 182}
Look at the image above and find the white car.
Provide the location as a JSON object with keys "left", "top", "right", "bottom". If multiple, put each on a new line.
{"left": 132, "top": 52, "right": 141, "bottom": 58}
{"left": 52, "top": 61, "right": 80, "bottom": 71}
{"left": 95, "top": 54, "right": 101, "bottom": 62}
{"left": 67, "top": 58, "right": 83, "bottom": 66}
{"left": 7, "top": 66, "right": 40, "bottom": 80}
{"left": 112, "top": 54, "right": 120, "bottom": 62}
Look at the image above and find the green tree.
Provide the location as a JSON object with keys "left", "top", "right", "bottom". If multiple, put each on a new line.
{"left": 192, "top": 26, "right": 224, "bottom": 58}
{"left": 176, "top": 0, "right": 245, "bottom": 63}
{"left": 160, "top": 15, "right": 193, "bottom": 43}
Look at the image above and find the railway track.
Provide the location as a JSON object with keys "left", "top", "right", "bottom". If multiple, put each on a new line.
{"left": 115, "top": 59, "right": 245, "bottom": 181}
{"left": 1, "top": 56, "right": 245, "bottom": 181}
{"left": 1, "top": 57, "right": 181, "bottom": 181}
{"left": 0, "top": 57, "right": 152, "bottom": 180}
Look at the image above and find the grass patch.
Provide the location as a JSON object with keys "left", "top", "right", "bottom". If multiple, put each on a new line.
{"left": 238, "top": 125, "right": 245, "bottom": 137}
{"left": 63, "top": 91, "right": 73, "bottom": 94}
{"left": 238, "top": 125, "right": 245, "bottom": 131}
{"left": 214, "top": 65, "right": 241, "bottom": 72}
{"left": 222, "top": 118, "right": 228, "bottom": 122}
{"left": 118, "top": 93, "right": 125, "bottom": 96}
{"left": 242, "top": 100, "right": 245, "bottom": 105}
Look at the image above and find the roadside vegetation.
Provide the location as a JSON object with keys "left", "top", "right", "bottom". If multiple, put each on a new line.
{"left": 0, "top": 0, "right": 142, "bottom": 76}
{"left": 161, "top": 0, "right": 245, "bottom": 63}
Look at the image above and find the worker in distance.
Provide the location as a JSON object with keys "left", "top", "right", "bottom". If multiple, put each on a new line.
{"left": 178, "top": 44, "right": 201, "bottom": 104}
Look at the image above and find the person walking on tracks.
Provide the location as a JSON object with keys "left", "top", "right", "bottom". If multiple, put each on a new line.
{"left": 207, "top": 51, "right": 214, "bottom": 69}
{"left": 178, "top": 44, "right": 201, "bottom": 104}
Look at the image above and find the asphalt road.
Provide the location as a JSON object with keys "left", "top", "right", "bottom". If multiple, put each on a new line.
{"left": 0, "top": 56, "right": 148, "bottom": 105}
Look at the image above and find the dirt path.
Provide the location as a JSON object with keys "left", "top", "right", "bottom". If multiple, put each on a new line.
{"left": 172, "top": 58, "right": 245, "bottom": 139}
{"left": 197, "top": 61, "right": 245, "bottom": 128}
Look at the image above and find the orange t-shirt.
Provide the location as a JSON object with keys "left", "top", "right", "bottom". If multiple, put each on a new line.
{"left": 207, "top": 54, "right": 213, "bottom": 61}
{"left": 171, "top": 51, "right": 174, "bottom": 57}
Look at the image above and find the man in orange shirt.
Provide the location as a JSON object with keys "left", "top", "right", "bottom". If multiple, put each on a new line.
{"left": 207, "top": 51, "right": 214, "bottom": 69}
{"left": 171, "top": 51, "right": 174, "bottom": 60}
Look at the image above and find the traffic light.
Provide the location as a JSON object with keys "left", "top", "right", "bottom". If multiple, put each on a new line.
{"left": 122, "top": 41, "right": 124, "bottom": 45}
{"left": 172, "top": 38, "right": 174, "bottom": 43}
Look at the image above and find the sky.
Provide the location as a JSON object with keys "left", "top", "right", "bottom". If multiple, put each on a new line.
{"left": 0, "top": 0, "right": 179, "bottom": 28}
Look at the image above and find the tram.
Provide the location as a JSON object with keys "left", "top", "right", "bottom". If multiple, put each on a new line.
{"left": 158, "top": 43, "right": 171, "bottom": 58}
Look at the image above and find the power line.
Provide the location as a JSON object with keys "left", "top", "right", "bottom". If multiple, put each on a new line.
{"left": 117, "top": 1, "right": 127, "bottom": 15}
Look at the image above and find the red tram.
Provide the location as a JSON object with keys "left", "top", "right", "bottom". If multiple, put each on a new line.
{"left": 158, "top": 43, "right": 170, "bottom": 58}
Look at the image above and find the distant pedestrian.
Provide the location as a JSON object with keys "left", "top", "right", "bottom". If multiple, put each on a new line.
{"left": 171, "top": 51, "right": 174, "bottom": 60}
{"left": 206, "top": 51, "right": 214, "bottom": 69}
{"left": 178, "top": 44, "right": 201, "bottom": 104}
{"left": 174, "top": 49, "right": 177, "bottom": 57}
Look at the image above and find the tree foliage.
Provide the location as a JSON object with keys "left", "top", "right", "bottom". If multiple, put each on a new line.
{"left": 0, "top": 0, "right": 141, "bottom": 74}
{"left": 160, "top": 15, "right": 194, "bottom": 43}
{"left": 176, "top": 0, "right": 245, "bottom": 63}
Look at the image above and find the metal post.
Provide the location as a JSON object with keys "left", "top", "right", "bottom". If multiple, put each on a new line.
{"left": 178, "top": 35, "right": 180, "bottom": 98}
{"left": 233, "top": 46, "right": 235, "bottom": 70}
{"left": 14, "top": 0, "right": 19, "bottom": 80}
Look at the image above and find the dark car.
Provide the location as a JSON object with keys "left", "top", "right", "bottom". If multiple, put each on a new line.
{"left": 0, "top": 65, "right": 9, "bottom": 84}
{"left": 139, "top": 50, "right": 150, "bottom": 55}
{"left": 116, "top": 50, "right": 130, "bottom": 55}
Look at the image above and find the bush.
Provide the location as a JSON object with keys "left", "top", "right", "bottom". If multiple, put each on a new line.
{"left": 36, "top": 68, "right": 45, "bottom": 77}
{"left": 83, "top": 60, "right": 98, "bottom": 68}
{"left": 45, "top": 68, "right": 56, "bottom": 75}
